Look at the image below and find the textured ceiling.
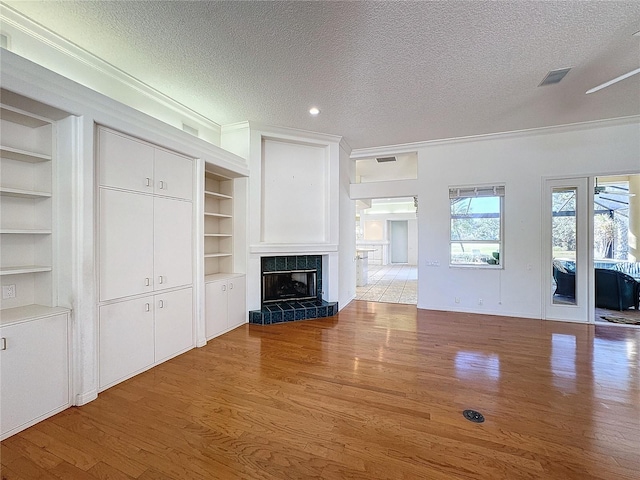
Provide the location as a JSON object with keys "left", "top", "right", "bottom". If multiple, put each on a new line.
{"left": 4, "top": 1, "right": 640, "bottom": 149}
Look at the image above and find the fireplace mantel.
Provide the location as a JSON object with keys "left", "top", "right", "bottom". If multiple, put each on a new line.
{"left": 250, "top": 243, "right": 338, "bottom": 255}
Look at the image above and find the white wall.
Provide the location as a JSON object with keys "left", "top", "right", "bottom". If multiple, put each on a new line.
{"left": 338, "top": 143, "right": 356, "bottom": 309}
{"left": 416, "top": 119, "right": 640, "bottom": 319}
{"left": 261, "top": 139, "right": 328, "bottom": 244}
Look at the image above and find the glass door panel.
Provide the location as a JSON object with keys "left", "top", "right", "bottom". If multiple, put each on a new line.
{"left": 545, "top": 178, "right": 590, "bottom": 323}
{"left": 552, "top": 187, "right": 577, "bottom": 305}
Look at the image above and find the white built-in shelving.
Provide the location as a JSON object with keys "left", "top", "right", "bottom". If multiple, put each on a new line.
{"left": 0, "top": 104, "right": 56, "bottom": 310}
{"left": 204, "top": 171, "right": 234, "bottom": 276}
{"left": 203, "top": 169, "right": 246, "bottom": 339}
{"left": 0, "top": 100, "right": 71, "bottom": 441}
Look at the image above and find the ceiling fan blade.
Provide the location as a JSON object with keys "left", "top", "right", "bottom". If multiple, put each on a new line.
{"left": 586, "top": 67, "right": 640, "bottom": 94}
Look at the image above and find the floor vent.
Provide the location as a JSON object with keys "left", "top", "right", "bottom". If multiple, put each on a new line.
{"left": 463, "top": 409, "right": 485, "bottom": 423}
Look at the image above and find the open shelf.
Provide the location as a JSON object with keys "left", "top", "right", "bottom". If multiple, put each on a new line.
{"left": 0, "top": 187, "right": 51, "bottom": 198}
{"left": 204, "top": 170, "right": 235, "bottom": 276}
{"left": 204, "top": 212, "right": 232, "bottom": 218}
{"left": 204, "top": 253, "right": 233, "bottom": 258}
{"left": 0, "top": 105, "right": 50, "bottom": 128}
{"left": 0, "top": 305, "right": 70, "bottom": 327}
{"left": 205, "top": 190, "right": 232, "bottom": 200}
{"left": 0, "top": 229, "right": 52, "bottom": 235}
{"left": 0, "top": 265, "right": 52, "bottom": 276}
{"left": 0, "top": 145, "right": 51, "bottom": 163}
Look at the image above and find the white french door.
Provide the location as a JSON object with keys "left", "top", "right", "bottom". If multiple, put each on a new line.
{"left": 544, "top": 177, "right": 592, "bottom": 323}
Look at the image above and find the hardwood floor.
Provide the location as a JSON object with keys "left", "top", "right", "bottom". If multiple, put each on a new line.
{"left": 2, "top": 301, "right": 640, "bottom": 479}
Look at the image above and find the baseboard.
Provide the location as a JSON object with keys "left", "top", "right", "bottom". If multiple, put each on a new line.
{"left": 75, "top": 389, "right": 98, "bottom": 406}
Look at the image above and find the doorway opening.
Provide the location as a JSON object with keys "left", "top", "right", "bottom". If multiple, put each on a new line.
{"left": 355, "top": 197, "right": 418, "bottom": 304}
{"left": 593, "top": 174, "right": 640, "bottom": 326}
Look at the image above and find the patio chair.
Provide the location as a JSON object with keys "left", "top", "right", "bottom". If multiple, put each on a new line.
{"left": 553, "top": 263, "right": 575, "bottom": 298}
{"left": 595, "top": 268, "right": 639, "bottom": 311}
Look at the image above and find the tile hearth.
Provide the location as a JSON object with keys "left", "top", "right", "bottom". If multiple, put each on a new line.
{"left": 249, "top": 299, "right": 338, "bottom": 325}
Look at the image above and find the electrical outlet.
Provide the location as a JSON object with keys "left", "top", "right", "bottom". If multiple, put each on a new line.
{"left": 478, "top": 298, "right": 483, "bottom": 305}
{"left": 2, "top": 284, "right": 16, "bottom": 299}
{"left": 455, "top": 297, "right": 460, "bottom": 304}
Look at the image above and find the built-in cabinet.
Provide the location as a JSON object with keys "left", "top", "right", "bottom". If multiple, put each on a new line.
{"left": 205, "top": 274, "right": 246, "bottom": 339}
{"left": 204, "top": 166, "right": 247, "bottom": 339}
{"left": 0, "top": 308, "right": 70, "bottom": 440}
{"left": 0, "top": 102, "right": 71, "bottom": 440}
{"left": 99, "top": 189, "right": 192, "bottom": 301}
{"left": 99, "top": 288, "right": 193, "bottom": 389}
{"left": 97, "top": 127, "right": 195, "bottom": 391}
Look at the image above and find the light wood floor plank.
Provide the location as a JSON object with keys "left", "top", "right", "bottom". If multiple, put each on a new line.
{"left": 2, "top": 301, "right": 639, "bottom": 479}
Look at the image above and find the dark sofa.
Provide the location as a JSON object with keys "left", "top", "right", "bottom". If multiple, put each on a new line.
{"left": 595, "top": 268, "right": 639, "bottom": 311}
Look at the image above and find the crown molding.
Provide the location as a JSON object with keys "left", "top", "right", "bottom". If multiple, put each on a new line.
{"left": 246, "top": 121, "right": 343, "bottom": 145}
{"left": 1, "top": 49, "right": 248, "bottom": 176}
{"left": 350, "top": 115, "right": 640, "bottom": 159}
{"left": 0, "top": 4, "right": 221, "bottom": 140}
{"left": 220, "top": 121, "right": 251, "bottom": 134}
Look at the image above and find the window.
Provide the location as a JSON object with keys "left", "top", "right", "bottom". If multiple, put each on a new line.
{"left": 449, "top": 185, "right": 504, "bottom": 267}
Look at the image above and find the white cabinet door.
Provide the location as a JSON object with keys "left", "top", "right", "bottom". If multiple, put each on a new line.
{"left": 154, "top": 149, "right": 193, "bottom": 200}
{"left": 205, "top": 280, "right": 228, "bottom": 339}
{"left": 227, "top": 276, "right": 246, "bottom": 329}
{"left": 98, "top": 128, "right": 154, "bottom": 193}
{"left": 154, "top": 197, "right": 193, "bottom": 291}
{"left": 155, "top": 287, "right": 193, "bottom": 362}
{"left": 99, "top": 189, "right": 154, "bottom": 301}
{"left": 1, "top": 314, "right": 69, "bottom": 438}
{"left": 99, "top": 297, "right": 155, "bottom": 389}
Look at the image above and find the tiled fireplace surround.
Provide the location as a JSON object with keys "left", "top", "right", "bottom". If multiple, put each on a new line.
{"left": 248, "top": 255, "right": 338, "bottom": 325}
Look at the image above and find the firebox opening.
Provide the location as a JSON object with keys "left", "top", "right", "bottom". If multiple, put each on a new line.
{"left": 262, "top": 269, "right": 317, "bottom": 304}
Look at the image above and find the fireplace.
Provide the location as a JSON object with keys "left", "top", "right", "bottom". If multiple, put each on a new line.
{"left": 263, "top": 269, "right": 317, "bottom": 304}
{"left": 249, "top": 255, "right": 338, "bottom": 325}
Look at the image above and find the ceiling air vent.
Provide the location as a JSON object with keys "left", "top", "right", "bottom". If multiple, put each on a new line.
{"left": 538, "top": 68, "right": 571, "bottom": 87}
{"left": 376, "top": 156, "right": 397, "bottom": 163}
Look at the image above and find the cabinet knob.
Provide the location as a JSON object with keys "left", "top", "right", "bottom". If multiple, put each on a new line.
{"left": 0, "top": 337, "right": 6, "bottom": 350}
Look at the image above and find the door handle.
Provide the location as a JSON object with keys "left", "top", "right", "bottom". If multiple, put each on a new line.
{"left": 159, "top": 299, "right": 164, "bottom": 309}
{"left": 145, "top": 277, "right": 151, "bottom": 287}
{"left": 159, "top": 180, "right": 165, "bottom": 189}
{"left": 229, "top": 283, "right": 234, "bottom": 290}
{"left": 1, "top": 338, "right": 6, "bottom": 350}
{"left": 145, "top": 303, "right": 150, "bottom": 312}
{"left": 158, "top": 276, "right": 164, "bottom": 285}
{"left": 222, "top": 285, "right": 226, "bottom": 292}
{"left": 146, "top": 177, "right": 152, "bottom": 187}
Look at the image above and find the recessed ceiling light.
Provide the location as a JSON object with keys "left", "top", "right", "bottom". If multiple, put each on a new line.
{"left": 309, "top": 107, "right": 320, "bottom": 116}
